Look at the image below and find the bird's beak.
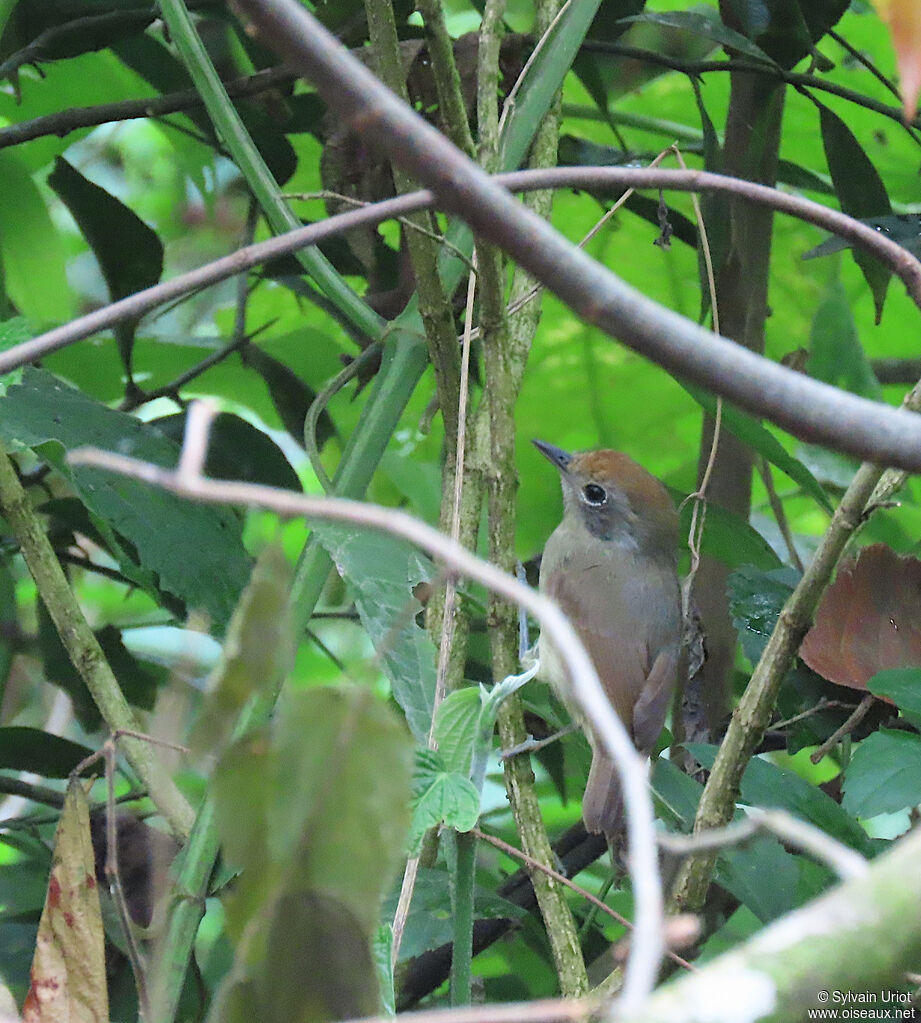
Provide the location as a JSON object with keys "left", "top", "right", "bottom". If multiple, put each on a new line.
{"left": 532, "top": 439, "right": 572, "bottom": 473}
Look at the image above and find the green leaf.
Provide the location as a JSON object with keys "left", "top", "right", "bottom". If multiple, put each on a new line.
{"left": 47, "top": 157, "right": 163, "bottom": 374}
{"left": 817, "top": 101, "right": 892, "bottom": 323}
{"left": 310, "top": 522, "right": 437, "bottom": 743}
{"left": 0, "top": 153, "right": 73, "bottom": 324}
{"left": 214, "top": 686, "right": 413, "bottom": 934}
{"left": 808, "top": 276, "right": 882, "bottom": 401}
{"left": 842, "top": 730, "right": 921, "bottom": 818}
{"left": 728, "top": 564, "right": 799, "bottom": 664}
{"left": 190, "top": 547, "right": 293, "bottom": 756}
{"left": 499, "top": 0, "right": 605, "bottom": 170}
{"left": 621, "top": 9, "right": 776, "bottom": 63}
{"left": 372, "top": 924, "right": 395, "bottom": 1017}
{"left": 719, "top": 0, "right": 848, "bottom": 69}
{"left": 677, "top": 496, "right": 782, "bottom": 571}
{"left": 683, "top": 385, "right": 833, "bottom": 512}
{"left": 689, "top": 744, "right": 873, "bottom": 854}
{"left": 804, "top": 214, "right": 921, "bottom": 261}
{"left": 0, "top": 727, "right": 93, "bottom": 778}
{"left": 434, "top": 688, "right": 483, "bottom": 778}
{"left": 0, "top": 368, "right": 252, "bottom": 628}
{"left": 408, "top": 749, "right": 480, "bottom": 855}
{"left": 869, "top": 668, "right": 921, "bottom": 717}
{"left": 242, "top": 343, "right": 336, "bottom": 450}
{"left": 152, "top": 412, "right": 302, "bottom": 491}
{"left": 715, "top": 835, "right": 800, "bottom": 923}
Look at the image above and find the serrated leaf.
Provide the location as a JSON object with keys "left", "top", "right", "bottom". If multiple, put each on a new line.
{"left": 843, "top": 730, "right": 921, "bottom": 818}
{"left": 310, "top": 522, "right": 437, "bottom": 742}
{"left": 0, "top": 368, "right": 251, "bottom": 628}
{"left": 22, "top": 778, "right": 108, "bottom": 1023}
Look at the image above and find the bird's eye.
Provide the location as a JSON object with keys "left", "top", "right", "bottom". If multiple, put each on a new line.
{"left": 582, "top": 483, "right": 607, "bottom": 506}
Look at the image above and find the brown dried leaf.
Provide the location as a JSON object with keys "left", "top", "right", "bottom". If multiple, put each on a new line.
{"left": 22, "top": 778, "right": 108, "bottom": 1023}
{"left": 801, "top": 544, "right": 921, "bottom": 692}
{"left": 871, "top": 0, "right": 921, "bottom": 122}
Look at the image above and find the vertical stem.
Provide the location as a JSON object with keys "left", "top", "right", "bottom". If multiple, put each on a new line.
{"left": 449, "top": 830, "right": 477, "bottom": 1004}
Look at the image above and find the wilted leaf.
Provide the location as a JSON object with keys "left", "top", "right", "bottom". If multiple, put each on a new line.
{"left": 800, "top": 545, "right": 921, "bottom": 692}
{"left": 22, "top": 779, "right": 108, "bottom": 1023}
{"left": 871, "top": 0, "right": 921, "bottom": 122}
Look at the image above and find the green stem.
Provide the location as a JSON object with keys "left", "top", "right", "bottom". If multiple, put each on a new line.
{"left": 449, "top": 829, "right": 476, "bottom": 1005}
{"left": 156, "top": 0, "right": 383, "bottom": 340}
{"left": 0, "top": 448, "right": 194, "bottom": 839}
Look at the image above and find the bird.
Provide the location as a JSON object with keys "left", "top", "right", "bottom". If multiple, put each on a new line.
{"left": 533, "top": 439, "right": 682, "bottom": 843}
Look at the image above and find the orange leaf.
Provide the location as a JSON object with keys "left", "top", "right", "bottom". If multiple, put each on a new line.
{"left": 872, "top": 0, "right": 921, "bottom": 122}
{"left": 22, "top": 778, "right": 108, "bottom": 1023}
{"left": 801, "top": 544, "right": 921, "bottom": 692}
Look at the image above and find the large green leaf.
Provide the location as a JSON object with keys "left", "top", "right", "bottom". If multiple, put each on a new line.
{"left": 684, "top": 385, "right": 833, "bottom": 512}
{"left": 728, "top": 564, "right": 799, "bottom": 664}
{"left": 310, "top": 522, "right": 437, "bottom": 743}
{"left": 47, "top": 157, "right": 163, "bottom": 375}
{"left": 817, "top": 101, "right": 892, "bottom": 323}
{"left": 719, "top": 0, "right": 848, "bottom": 69}
{"left": 0, "top": 368, "right": 251, "bottom": 628}
{"left": 0, "top": 726, "right": 93, "bottom": 778}
{"left": 842, "top": 730, "right": 921, "bottom": 819}
{"left": 808, "top": 276, "right": 882, "bottom": 401}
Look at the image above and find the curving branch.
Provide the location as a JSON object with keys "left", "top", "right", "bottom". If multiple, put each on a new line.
{"left": 68, "top": 396, "right": 667, "bottom": 1008}
{"left": 5, "top": 164, "right": 921, "bottom": 467}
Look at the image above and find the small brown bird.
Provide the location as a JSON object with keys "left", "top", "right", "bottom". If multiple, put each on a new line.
{"left": 534, "top": 440, "right": 682, "bottom": 842}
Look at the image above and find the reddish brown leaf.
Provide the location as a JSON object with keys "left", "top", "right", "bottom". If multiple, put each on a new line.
{"left": 22, "top": 778, "right": 108, "bottom": 1023}
{"left": 872, "top": 0, "right": 921, "bottom": 122}
{"left": 801, "top": 544, "right": 921, "bottom": 692}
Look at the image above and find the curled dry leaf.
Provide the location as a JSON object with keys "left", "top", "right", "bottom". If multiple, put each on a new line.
{"left": 800, "top": 544, "right": 921, "bottom": 692}
{"left": 871, "top": 0, "right": 921, "bottom": 123}
{"left": 22, "top": 778, "right": 108, "bottom": 1023}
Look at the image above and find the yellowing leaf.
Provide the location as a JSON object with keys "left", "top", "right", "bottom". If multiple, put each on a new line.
{"left": 22, "top": 778, "right": 108, "bottom": 1023}
{"left": 872, "top": 0, "right": 921, "bottom": 122}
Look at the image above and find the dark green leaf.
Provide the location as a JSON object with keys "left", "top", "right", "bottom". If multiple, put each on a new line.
{"left": 727, "top": 564, "right": 799, "bottom": 664}
{"left": 241, "top": 344, "right": 335, "bottom": 449}
{"left": 690, "top": 744, "right": 874, "bottom": 854}
{"left": 718, "top": 0, "right": 848, "bottom": 69}
{"left": 842, "top": 730, "right": 921, "bottom": 818}
{"left": 677, "top": 495, "right": 782, "bottom": 571}
{"left": 0, "top": 369, "right": 251, "bottom": 628}
{"left": 0, "top": 727, "right": 94, "bottom": 778}
{"left": 715, "top": 835, "right": 799, "bottom": 922}
{"left": 622, "top": 9, "right": 775, "bottom": 63}
{"left": 804, "top": 214, "right": 921, "bottom": 261}
{"left": 817, "top": 101, "right": 892, "bottom": 322}
{"left": 684, "top": 385, "right": 833, "bottom": 512}
{"left": 152, "top": 412, "right": 302, "bottom": 491}
{"left": 47, "top": 158, "right": 163, "bottom": 374}
{"left": 808, "top": 276, "right": 882, "bottom": 400}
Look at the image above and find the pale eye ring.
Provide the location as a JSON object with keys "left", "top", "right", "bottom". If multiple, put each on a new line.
{"left": 582, "top": 483, "right": 607, "bottom": 506}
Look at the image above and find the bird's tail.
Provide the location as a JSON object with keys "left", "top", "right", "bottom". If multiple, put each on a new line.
{"left": 582, "top": 750, "right": 624, "bottom": 845}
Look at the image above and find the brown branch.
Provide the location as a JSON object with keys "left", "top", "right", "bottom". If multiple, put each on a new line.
{"left": 0, "top": 65, "right": 297, "bottom": 150}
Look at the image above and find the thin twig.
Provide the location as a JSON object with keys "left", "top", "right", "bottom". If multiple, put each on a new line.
{"left": 771, "top": 699, "right": 856, "bottom": 731}
{"left": 472, "top": 827, "right": 696, "bottom": 973}
{"left": 810, "top": 694, "right": 876, "bottom": 764}
{"left": 68, "top": 401, "right": 667, "bottom": 1002}
{"left": 658, "top": 807, "right": 869, "bottom": 881}
{"left": 756, "top": 456, "right": 804, "bottom": 572}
